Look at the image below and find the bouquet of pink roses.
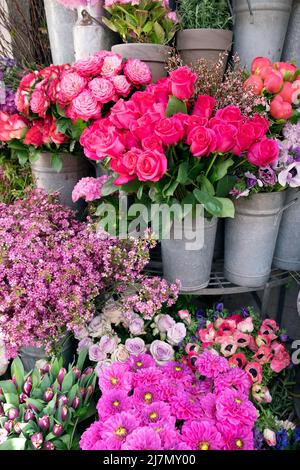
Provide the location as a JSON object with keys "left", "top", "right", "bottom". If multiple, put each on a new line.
{"left": 80, "top": 351, "right": 258, "bottom": 450}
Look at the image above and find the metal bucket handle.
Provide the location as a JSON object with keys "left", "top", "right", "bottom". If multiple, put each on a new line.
{"left": 230, "top": 0, "right": 254, "bottom": 25}
{"left": 274, "top": 197, "right": 298, "bottom": 226}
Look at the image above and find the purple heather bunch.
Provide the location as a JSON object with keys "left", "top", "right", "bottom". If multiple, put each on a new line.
{"left": 0, "top": 190, "right": 153, "bottom": 358}
{"left": 80, "top": 351, "right": 257, "bottom": 450}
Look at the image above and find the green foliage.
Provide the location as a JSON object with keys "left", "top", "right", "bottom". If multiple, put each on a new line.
{"left": 104, "top": 0, "right": 179, "bottom": 44}
{"left": 0, "top": 151, "right": 33, "bottom": 204}
{"left": 178, "top": 0, "right": 233, "bottom": 30}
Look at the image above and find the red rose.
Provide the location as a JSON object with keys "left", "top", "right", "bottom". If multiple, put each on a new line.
{"left": 154, "top": 117, "right": 184, "bottom": 146}
{"left": 192, "top": 95, "right": 216, "bottom": 118}
{"left": 187, "top": 125, "right": 217, "bottom": 157}
{"left": 212, "top": 123, "right": 237, "bottom": 153}
{"left": 136, "top": 150, "right": 167, "bottom": 182}
{"left": 24, "top": 125, "right": 44, "bottom": 147}
{"left": 247, "top": 138, "right": 279, "bottom": 167}
{"left": 215, "top": 105, "right": 245, "bottom": 126}
{"left": 169, "top": 66, "right": 197, "bottom": 101}
{"left": 270, "top": 95, "right": 293, "bottom": 120}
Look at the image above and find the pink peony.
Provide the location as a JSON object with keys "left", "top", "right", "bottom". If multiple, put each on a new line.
{"left": 89, "top": 77, "right": 116, "bottom": 103}
{"left": 70, "top": 90, "right": 101, "bottom": 121}
{"left": 270, "top": 95, "right": 293, "bottom": 120}
{"left": 181, "top": 420, "right": 224, "bottom": 450}
{"left": 101, "top": 54, "right": 124, "bottom": 78}
{"left": 169, "top": 66, "right": 197, "bottom": 101}
{"left": 124, "top": 58, "right": 152, "bottom": 85}
{"left": 122, "top": 427, "right": 162, "bottom": 450}
{"left": 58, "top": 71, "right": 86, "bottom": 103}
{"left": 72, "top": 175, "right": 109, "bottom": 203}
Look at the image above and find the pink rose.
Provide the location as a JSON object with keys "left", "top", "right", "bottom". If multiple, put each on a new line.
{"left": 136, "top": 150, "right": 167, "bottom": 182}
{"left": 247, "top": 138, "right": 279, "bottom": 167}
{"left": 233, "top": 122, "right": 257, "bottom": 154}
{"left": 169, "top": 66, "right": 197, "bottom": 101}
{"left": 147, "top": 77, "right": 170, "bottom": 104}
{"left": 15, "top": 88, "right": 30, "bottom": 115}
{"left": 99, "top": 335, "right": 117, "bottom": 355}
{"left": 101, "top": 54, "right": 123, "bottom": 78}
{"left": 125, "top": 338, "right": 146, "bottom": 355}
{"left": 212, "top": 123, "right": 237, "bottom": 153}
{"left": 215, "top": 105, "right": 245, "bottom": 126}
{"left": 187, "top": 125, "right": 217, "bottom": 157}
{"left": 111, "top": 75, "right": 132, "bottom": 97}
{"left": 47, "top": 78, "right": 60, "bottom": 103}
{"left": 30, "top": 89, "right": 49, "bottom": 117}
{"left": 192, "top": 95, "right": 216, "bottom": 118}
{"left": 89, "top": 344, "right": 106, "bottom": 362}
{"left": 70, "top": 90, "right": 101, "bottom": 121}
{"left": 155, "top": 314, "right": 176, "bottom": 333}
{"left": 74, "top": 54, "right": 103, "bottom": 77}
{"left": 0, "top": 112, "right": 28, "bottom": 141}
{"left": 124, "top": 58, "right": 152, "bottom": 85}
{"left": 131, "top": 113, "right": 161, "bottom": 141}
{"left": 129, "top": 317, "right": 145, "bottom": 335}
{"left": 58, "top": 71, "right": 86, "bottom": 103}
{"left": 150, "top": 340, "right": 174, "bottom": 364}
{"left": 89, "top": 77, "right": 116, "bottom": 103}
{"left": 110, "top": 153, "right": 137, "bottom": 185}
{"left": 154, "top": 117, "right": 184, "bottom": 145}
{"left": 142, "top": 135, "right": 164, "bottom": 153}
{"left": 109, "top": 99, "right": 140, "bottom": 129}
{"left": 248, "top": 114, "right": 269, "bottom": 139}
{"left": 131, "top": 92, "right": 156, "bottom": 114}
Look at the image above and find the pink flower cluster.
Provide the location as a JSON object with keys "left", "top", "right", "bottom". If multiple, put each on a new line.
{"left": 0, "top": 191, "right": 153, "bottom": 357}
{"left": 185, "top": 310, "right": 291, "bottom": 403}
{"left": 72, "top": 175, "right": 110, "bottom": 203}
{"left": 80, "top": 65, "right": 279, "bottom": 185}
{"left": 80, "top": 352, "right": 257, "bottom": 450}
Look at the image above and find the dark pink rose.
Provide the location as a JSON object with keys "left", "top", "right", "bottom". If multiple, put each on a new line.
{"left": 131, "top": 113, "right": 161, "bottom": 141}
{"left": 136, "top": 150, "right": 167, "bottom": 182}
{"left": 109, "top": 99, "right": 140, "bottom": 129}
{"left": 212, "top": 123, "right": 237, "bottom": 153}
{"left": 124, "top": 58, "right": 152, "bottom": 85}
{"left": 192, "top": 95, "right": 216, "bottom": 118}
{"left": 131, "top": 92, "right": 156, "bottom": 114}
{"left": 49, "top": 118, "right": 69, "bottom": 145}
{"left": 187, "top": 125, "right": 217, "bottom": 157}
{"left": 89, "top": 77, "right": 116, "bottom": 103}
{"left": 248, "top": 114, "right": 269, "bottom": 139}
{"left": 147, "top": 77, "right": 170, "bottom": 104}
{"left": 247, "top": 138, "right": 279, "bottom": 167}
{"left": 110, "top": 156, "right": 136, "bottom": 186}
{"left": 169, "top": 66, "right": 197, "bottom": 101}
{"left": 215, "top": 105, "right": 245, "bottom": 126}
{"left": 185, "top": 115, "right": 208, "bottom": 136}
{"left": 233, "top": 122, "right": 257, "bottom": 155}
{"left": 24, "top": 125, "right": 44, "bottom": 147}
{"left": 142, "top": 135, "right": 164, "bottom": 153}
{"left": 154, "top": 117, "right": 184, "bottom": 146}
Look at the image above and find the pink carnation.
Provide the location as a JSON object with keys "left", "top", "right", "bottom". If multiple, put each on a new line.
{"left": 124, "top": 58, "right": 152, "bottom": 85}
{"left": 72, "top": 176, "right": 110, "bottom": 203}
{"left": 181, "top": 420, "right": 225, "bottom": 450}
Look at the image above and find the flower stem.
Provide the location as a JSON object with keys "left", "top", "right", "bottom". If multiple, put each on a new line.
{"left": 205, "top": 153, "right": 218, "bottom": 178}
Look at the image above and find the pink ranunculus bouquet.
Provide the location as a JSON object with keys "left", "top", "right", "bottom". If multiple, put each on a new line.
{"left": 81, "top": 65, "right": 278, "bottom": 219}
{"left": 80, "top": 351, "right": 258, "bottom": 450}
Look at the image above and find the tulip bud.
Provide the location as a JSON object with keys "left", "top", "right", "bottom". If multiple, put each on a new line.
{"left": 14, "top": 422, "right": 22, "bottom": 434}
{"left": 58, "top": 394, "right": 68, "bottom": 406}
{"left": 79, "top": 387, "right": 85, "bottom": 397}
{"left": 42, "top": 363, "right": 51, "bottom": 374}
{"left": 38, "top": 415, "right": 50, "bottom": 430}
{"left": 72, "top": 367, "right": 81, "bottom": 380}
{"left": 52, "top": 423, "right": 63, "bottom": 436}
{"left": 23, "top": 380, "right": 32, "bottom": 396}
{"left": 7, "top": 408, "right": 19, "bottom": 420}
{"left": 72, "top": 396, "right": 80, "bottom": 410}
{"left": 31, "top": 432, "right": 43, "bottom": 450}
{"left": 85, "top": 385, "right": 94, "bottom": 400}
{"left": 43, "top": 441, "right": 55, "bottom": 451}
{"left": 0, "top": 403, "right": 4, "bottom": 416}
{"left": 19, "top": 393, "right": 28, "bottom": 404}
{"left": 24, "top": 409, "right": 35, "bottom": 422}
{"left": 61, "top": 405, "right": 68, "bottom": 421}
{"left": 57, "top": 368, "right": 66, "bottom": 385}
{"left": 43, "top": 388, "right": 54, "bottom": 402}
{"left": 4, "top": 420, "right": 13, "bottom": 433}
{"left": 28, "top": 402, "right": 39, "bottom": 412}
{"left": 82, "top": 367, "right": 93, "bottom": 378}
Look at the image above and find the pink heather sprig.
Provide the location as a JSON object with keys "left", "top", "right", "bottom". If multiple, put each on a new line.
{"left": 0, "top": 190, "right": 152, "bottom": 358}
{"left": 80, "top": 352, "right": 257, "bottom": 450}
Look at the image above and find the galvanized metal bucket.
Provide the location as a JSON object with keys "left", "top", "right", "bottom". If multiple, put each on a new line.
{"left": 161, "top": 217, "right": 217, "bottom": 291}
{"left": 273, "top": 189, "right": 300, "bottom": 271}
{"left": 282, "top": 0, "right": 300, "bottom": 65}
{"left": 30, "top": 152, "right": 91, "bottom": 210}
{"left": 20, "top": 336, "right": 76, "bottom": 372}
{"left": 224, "top": 192, "right": 286, "bottom": 288}
{"left": 233, "top": 0, "right": 293, "bottom": 67}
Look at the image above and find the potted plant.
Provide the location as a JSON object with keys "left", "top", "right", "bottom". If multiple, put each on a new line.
{"left": 103, "top": 0, "right": 179, "bottom": 82}
{"left": 0, "top": 51, "right": 152, "bottom": 208}
{"left": 224, "top": 56, "right": 300, "bottom": 287}
{"left": 80, "top": 66, "right": 274, "bottom": 291}
{"left": 176, "top": 0, "right": 233, "bottom": 68}
{"left": 233, "top": 0, "right": 293, "bottom": 68}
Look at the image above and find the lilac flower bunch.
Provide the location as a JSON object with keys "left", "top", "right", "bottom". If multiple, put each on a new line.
{"left": 0, "top": 190, "right": 153, "bottom": 358}
{"left": 0, "top": 57, "right": 22, "bottom": 114}
{"left": 80, "top": 351, "right": 258, "bottom": 450}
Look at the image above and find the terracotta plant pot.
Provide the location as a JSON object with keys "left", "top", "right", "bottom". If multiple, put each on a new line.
{"left": 111, "top": 43, "right": 172, "bottom": 82}
{"left": 176, "top": 29, "right": 233, "bottom": 68}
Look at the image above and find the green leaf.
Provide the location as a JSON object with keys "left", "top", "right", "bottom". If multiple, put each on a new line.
{"left": 163, "top": 179, "right": 178, "bottom": 197}
{"left": 44, "top": 394, "right": 57, "bottom": 416}
{"left": 76, "top": 348, "right": 88, "bottom": 372}
{"left": 61, "top": 371, "right": 74, "bottom": 393}
{"left": 56, "top": 103, "right": 67, "bottom": 118}
{"left": 3, "top": 393, "right": 19, "bottom": 407}
{"left": 0, "top": 438, "right": 26, "bottom": 451}
{"left": 216, "top": 175, "right": 237, "bottom": 197}
{"left": 0, "top": 381, "right": 17, "bottom": 394}
{"left": 211, "top": 158, "right": 234, "bottom": 183}
{"left": 199, "top": 174, "right": 215, "bottom": 196}
{"left": 102, "top": 16, "right": 119, "bottom": 33}
{"left": 15, "top": 150, "right": 28, "bottom": 166}
{"left": 71, "top": 119, "right": 87, "bottom": 140}
{"left": 11, "top": 357, "right": 25, "bottom": 392}
{"left": 153, "top": 21, "right": 165, "bottom": 43}
{"left": 137, "top": 185, "right": 143, "bottom": 200}
{"left": 56, "top": 118, "right": 70, "bottom": 134}
{"left": 166, "top": 96, "right": 188, "bottom": 117}
{"left": 193, "top": 189, "right": 222, "bottom": 217}
{"left": 177, "top": 161, "right": 189, "bottom": 184}
{"left": 25, "top": 398, "right": 44, "bottom": 413}
{"left": 51, "top": 154, "right": 63, "bottom": 173}
{"left": 214, "top": 197, "right": 235, "bottom": 218}
{"left": 28, "top": 152, "right": 39, "bottom": 164}
{"left": 101, "top": 177, "right": 117, "bottom": 197}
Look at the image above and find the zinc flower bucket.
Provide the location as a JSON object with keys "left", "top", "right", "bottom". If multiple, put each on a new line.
{"left": 20, "top": 336, "right": 75, "bottom": 372}
{"left": 273, "top": 189, "right": 300, "bottom": 271}
{"left": 30, "top": 152, "right": 91, "bottom": 210}
{"left": 224, "top": 192, "right": 285, "bottom": 288}
{"left": 44, "top": 0, "right": 76, "bottom": 64}
{"left": 282, "top": 0, "right": 300, "bottom": 70}
{"left": 161, "top": 217, "right": 217, "bottom": 291}
{"left": 233, "top": 0, "right": 293, "bottom": 68}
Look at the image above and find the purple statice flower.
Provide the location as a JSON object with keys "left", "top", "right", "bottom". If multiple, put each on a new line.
{"left": 279, "top": 333, "right": 290, "bottom": 343}
{"left": 0, "top": 86, "right": 17, "bottom": 113}
{"left": 195, "top": 308, "right": 206, "bottom": 320}
{"left": 283, "top": 121, "right": 300, "bottom": 146}
{"left": 258, "top": 166, "right": 277, "bottom": 186}
{"left": 291, "top": 146, "right": 300, "bottom": 162}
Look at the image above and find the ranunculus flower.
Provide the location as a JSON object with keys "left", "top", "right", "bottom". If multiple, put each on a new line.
{"left": 154, "top": 117, "right": 184, "bottom": 145}
{"left": 150, "top": 340, "right": 174, "bottom": 364}
{"left": 244, "top": 74, "right": 264, "bottom": 95}
{"left": 251, "top": 56, "right": 272, "bottom": 75}
{"left": 215, "top": 105, "right": 245, "bottom": 126}
{"left": 192, "top": 95, "right": 215, "bottom": 118}
{"left": 264, "top": 70, "right": 283, "bottom": 93}
{"left": 0, "top": 112, "right": 28, "bottom": 141}
{"left": 74, "top": 54, "right": 103, "bottom": 77}
{"left": 187, "top": 125, "right": 217, "bottom": 157}
{"left": 135, "top": 150, "right": 167, "bottom": 182}
{"left": 30, "top": 89, "right": 49, "bottom": 117}
{"left": 270, "top": 95, "right": 293, "bottom": 120}
{"left": 247, "top": 138, "right": 279, "bottom": 167}
{"left": 111, "top": 75, "right": 132, "bottom": 97}
{"left": 124, "top": 58, "right": 152, "bottom": 85}
{"left": 125, "top": 338, "right": 146, "bottom": 356}
{"left": 89, "top": 77, "right": 116, "bottom": 103}
{"left": 167, "top": 322, "right": 187, "bottom": 346}
{"left": 70, "top": 90, "right": 101, "bottom": 121}
{"left": 58, "top": 71, "right": 86, "bottom": 103}
{"left": 169, "top": 66, "right": 197, "bottom": 101}
{"left": 101, "top": 54, "right": 123, "bottom": 78}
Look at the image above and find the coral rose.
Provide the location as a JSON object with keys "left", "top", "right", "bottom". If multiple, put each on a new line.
{"left": 244, "top": 75, "right": 264, "bottom": 95}
{"left": 247, "top": 138, "right": 279, "bottom": 167}
{"left": 264, "top": 70, "right": 283, "bottom": 94}
{"left": 169, "top": 66, "right": 197, "bottom": 101}
{"left": 136, "top": 150, "right": 167, "bottom": 182}
{"left": 124, "top": 58, "right": 152, "bottom": 85}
